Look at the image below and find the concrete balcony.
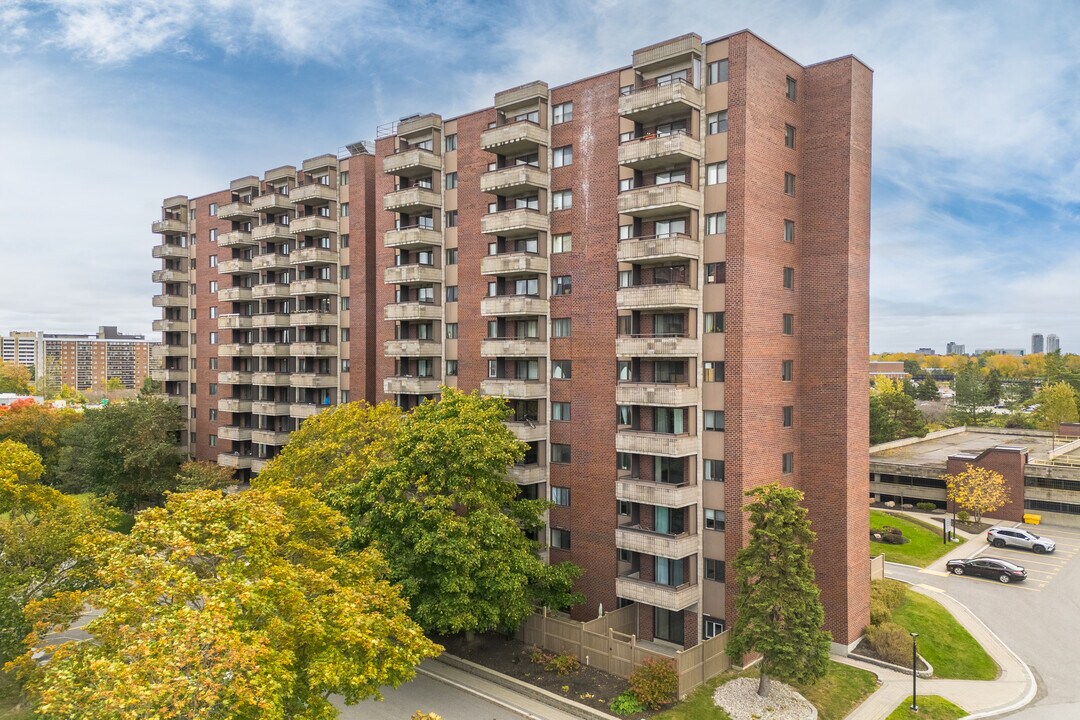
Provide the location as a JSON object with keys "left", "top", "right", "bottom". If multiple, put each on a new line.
{"left": 218, "top": 259, "right": 254, "bottom": 275}
{"left": 289, "top": 342, "right": 337, "bottom": 357}
{"left": 218, "top": 287, "right": 253, "bottom": 303}
{"left": 252, "top": 193, "right": 292, "bottom": 213}
{"left": 384, "top": 264, "right": 442, "bottom": 286}
{"left": 252, "top": 343, "right": 291, "bottom": 357}
{"left": 152, "top": 244, "right": 189, "bottom": 259}
{"left": 480, "top": 295, "right": 548, "bottom": 317}
{"left": 252, "top": 284, "right": 292, "bottom": 300}
{"left": 384, "top": 226, "right": 442, "bottom": 249}
{"left": 217, "top": 371, "right": 253, "bottom": 385}
{"left": 508, "top": 464, "right": 546, "bottom": 485}
{"left": 480, "top": 378, "right": 547, "bottom": 399}
{"left": 289, "top": 311, "right": 337, "bottom": 327}
{"left": 480, "top": 121, "right": 548, "bottom": 154}
{"left": 152, "top": 268, "right": 189, "bottom": 283}
{"left": 218, "top": 201, "right": 255, "bottom": 220}
{"left": 252, "top": 224, "right": 292, "bottom": 242}
{"left": 615, "top": 430, "right": 697, "bottom": 457}
{"left": 617, "top": 234, "right": 699, "bottom": 264}
{"left": 480, "top": 209, "right": 548, "bottom": 238}
{"left": 616, "top": 526, "right": 698, "bottom": 559}
{"left": 152, "top": 218, "right": 187, "bottom": 234}
{"left": 252, "top": 372, "right": 292, "bottom": 386}
{"left": 618, "top": 81, "right": 703, "bottom": 123}
{"left": 632, "top": 35, "right": 703, "bottom": 68}
{"left": 480, "top": 338, "right": 546, "bottom": 357}
{"left": 290, "top": 216, "right": 338, "bottom": 235}
{"left": 480, "top": 165, "right": 548, "bottom": 194}
{"left": 160, "top": 344, "right": 188, "bottom": 357}
{"left": 152, "top": 294, "right": 188, "bottom": 308}
{"left": 289, "top": 403, "right": 322, "bottom": 420}
{"left": 152, "top": 319, "right": 188, "bottom": 332}
{"left": 217, "top": 314, "right": 253, "bottom": 330}
{"left": 383, "top": 148, "right": 442, "bottom": 177}
{"left": 616, "top": 284, "right": 699, "bottom": 310}
{"left": 384, "top": 302, "right": 442, "bottom": 321}
{"left": 506, "top": 421, "right": 547, "bottom": 443}
{"left": 252, "top": 429, "right": 291, "bottom": 446}
{"left": 290, "top": 184, "right": 337, "bottom": 204}
{"left": 219, "top": 343, "right": 253, "bottom": 357}
{"left": 615, "top": 575, "right": 698, "bottom": 612}
{"left": 616, "top": 335, "right": 698, "bottom": 358}
{"left": 616, "top": 479, "right": 698, "bottom": 508}
{"left": 618, "top": 133, "right": 702, "bottom": 170}
{"left": 384, "top": 376, "right": 442, "bottom": 395}
{"left": 383, "top": 186, "right": 442, "bottom": 214}
{"left": 384, "top": 338, "right": 442, "bottom": 357}
{"left": 495, "top": 80, "right": 549, "bottom": 109}
{"left": 396, "top": 113, "right": 442, "bottom": 137}
{"left": 155, "top": 368, "right": 189, "bottom": 382}
{"left": 217, "top": 399, "right": 253, "bottom": 414}
{"left": 290, "top": 373, "right": 338, "bottom": 388}
{"left": 218, "top": 230, "right": 255, "bottom": 248}
{"left": 480, "top": 253, "right": 549, "bottom": 276}
{"left": 252, "top": 400, "right": 291, "bottom": 416}
{"left": 290, "top": 247, "right": 338, "bottom": 266}
{"left": 217, "top": 453, "right": 253, "bottom": 470}
{"left": 252, "top": 253, "right": 291, "bottom": 271}
{"left": 290, "top": 279, "right": 338, "bottom": 296}
{"left": 617, "top": 184, "right": 701, "bottom": 218}
{"left": 616, "top": 383, "right": 699, "bottom": 407}
{"left": 251, "top": 458, "right": 269, "bottom": 473}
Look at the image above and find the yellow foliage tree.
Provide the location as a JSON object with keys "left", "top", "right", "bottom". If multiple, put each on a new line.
{"left": 943, "top": 464, "right": 1009, "bottom": 522}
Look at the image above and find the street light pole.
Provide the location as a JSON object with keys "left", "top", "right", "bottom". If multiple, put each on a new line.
{"left": 911, "top": 632, "right": 919, "bottom": 712}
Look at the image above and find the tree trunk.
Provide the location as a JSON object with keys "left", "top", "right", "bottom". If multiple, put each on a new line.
{"left": 757, "top": 671, "right": 771, "bottom": 697}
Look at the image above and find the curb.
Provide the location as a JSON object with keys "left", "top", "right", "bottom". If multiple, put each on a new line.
{"left": 435, "top": 653, "right": 617, "bottom": 720}
{"left": 848, "top": 651, "right": 933, "bottom": 679}
{"left": 416, "top": 666, "right": 541, "bottom": 720}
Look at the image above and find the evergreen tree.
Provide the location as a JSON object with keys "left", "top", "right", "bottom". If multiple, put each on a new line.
{"left": 915, "top": 376, "right": 941, "bottom": 401}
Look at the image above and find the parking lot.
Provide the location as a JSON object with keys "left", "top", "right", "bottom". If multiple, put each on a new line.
{"left": 960, "top": 523, "right": 1080, "bottom": 591}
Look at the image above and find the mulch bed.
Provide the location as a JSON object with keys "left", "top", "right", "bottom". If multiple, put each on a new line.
{"left": 435, "top": 632, "right": 648, "bottom": 716}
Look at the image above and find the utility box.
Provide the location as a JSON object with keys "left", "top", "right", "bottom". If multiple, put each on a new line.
{"left": 1023, "top": 513, "right": 1041, "bottom": 525}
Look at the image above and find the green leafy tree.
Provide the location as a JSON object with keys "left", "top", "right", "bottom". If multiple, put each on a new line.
{"left": 915, "top": 376, "right": 941, "bottom": 401}
{"left": 901, "top": 379, "right": 919, "bottom": 398}
{"left": 902, "top": 359, "right": 924, "bottom": 379}
{"left": 985, "top": 368, "right": 1003, "bottom": 405}
{"left": 726, "top": 483, "right": 831, "bottom": 697}
{"left": 871, "top": 378, "right": 926, "bottom": 442}
{"left": 951, "top": 364, "right": 990, "bottom": 425}
{"left": 139, "top": 376, "right": 162, "bottom": 396}
{"left": 869, "top": 395, "right": 895, "bottom": 445}
{"left": 9, "top": 487, "right": 442, "bottom": 719}
{"left": 1031, "top": 381, "right": 1079, "bottom": 431}
{"left": 0, "top": 361, "right": 32, "bottom": 395}
{"left": 0, "top": 400, "right": 82, "bottom": 486}
{"left": 174, "top": 459, "right": 235, "bottom": 492}
{"left": 56, "top": 396, "right": 185, "bottom": 509}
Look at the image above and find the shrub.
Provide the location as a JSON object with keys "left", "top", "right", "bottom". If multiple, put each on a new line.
{"left": 866, "top": 621, "right": 912, "bottom": 666}
{"left": 957, "top": 510, "right": 970, "bottom": 522}
{"left": 529, "top": 649, "right": 549, "bottom": 665}
{"left": 870, "top": 579, "right": 908, "bottom": 611}
{"left": 869, "top": 598, "right": 892, "bottom": 626}
{"left": 544, "top": 653, "right": 581, "bottom": 675}
{"left": 629, "top": 657, "right": 678, "bottom": 710}
{"left": 609, "top": 692, "right": 646, "bottom": 716}
{"left": 916, "top": 502, "right": 937, "bottom": 511}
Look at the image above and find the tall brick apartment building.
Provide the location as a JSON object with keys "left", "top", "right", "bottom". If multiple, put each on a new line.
{"left": 151, "top": 31, "right": 871, "bottom": 651}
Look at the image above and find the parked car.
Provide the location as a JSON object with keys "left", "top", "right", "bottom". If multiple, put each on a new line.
{"left": 946, "top": 557, "right": 1027, "bottom": 583}
{"left": 987, "top": 527, "right": 1055, "bottom": 553}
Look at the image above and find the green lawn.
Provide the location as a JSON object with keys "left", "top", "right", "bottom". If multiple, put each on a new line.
{"left": 0, "top": 675, "right": 32, "bottom": 720}
{"left": 653, "top": 661, "right": 877, "bottom": 720}
{"left": 891, "top": 591, "right": 998, "bottom": 680}
{"left": 886, "top": 695, "right": 966, "bottom": 720}
{"left": 870, "top": 510, "right": 962, "bottom": 567}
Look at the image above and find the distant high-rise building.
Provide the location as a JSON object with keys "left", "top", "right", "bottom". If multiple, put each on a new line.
{"left": 1047, "top": 334, "right": 1061, "bottom": 353}
{"left": 1031, "top": 334, "right": 1044, "bottom": 354}
{"left": 2, "top": 328, "right": 154, "bottom": 391}
{"left": 945, "top": 341, "right": 965, "bottom": 355}
{"left": 1, "top": 331, "right": 37, "bottom": 369}
{"left": 917, "top": 347, "right": 936, "bottom": 355}
{"left": 972, "top": 348, "right": 1025, "bottom": 357}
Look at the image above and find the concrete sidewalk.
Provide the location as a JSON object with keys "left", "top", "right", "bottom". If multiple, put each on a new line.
{"left": 841, "top": 582, "right": 1035, "bottom": 720}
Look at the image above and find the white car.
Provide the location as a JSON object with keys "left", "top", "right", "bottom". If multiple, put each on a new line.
{"left": 986, "top": 527, "right": 1055, "bottom": 553}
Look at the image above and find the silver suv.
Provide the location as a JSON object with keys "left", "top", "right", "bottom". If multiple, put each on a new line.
{"left": 987, "top": 527, "right": 1055, "bottom": 554}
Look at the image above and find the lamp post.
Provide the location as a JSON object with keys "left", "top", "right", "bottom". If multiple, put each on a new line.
{"left": 910, "top": 632, "right": 919, "bottom": 712}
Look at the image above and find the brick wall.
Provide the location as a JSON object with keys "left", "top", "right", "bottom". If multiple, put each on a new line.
{"left": 946, "top": 449, "right": 1027, "bottom": 522}
{"left": 347, "top": 152, "right": 378, "bottom": 403}
{"left": 192, "top": 189, "right": 231, "bottom": 464}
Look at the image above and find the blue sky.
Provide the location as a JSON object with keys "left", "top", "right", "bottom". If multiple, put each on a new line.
{"left": 1, "top": 0, "right": 1078, "bottom": 353}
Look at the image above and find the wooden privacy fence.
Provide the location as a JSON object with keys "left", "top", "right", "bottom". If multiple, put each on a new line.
{"left": 518, "top": 606, "right": 731, "bottom": 698}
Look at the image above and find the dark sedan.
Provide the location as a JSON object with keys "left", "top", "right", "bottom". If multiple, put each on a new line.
{"left": 946, "top": 557, "right": 1027, "bottom": 583}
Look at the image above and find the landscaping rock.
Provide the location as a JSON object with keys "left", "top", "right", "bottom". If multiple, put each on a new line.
{"left": 713, "top": 677, "right": 817, "bottom": 720}
{"left": 883, "top": 501, "right": 896, "bottom": 508}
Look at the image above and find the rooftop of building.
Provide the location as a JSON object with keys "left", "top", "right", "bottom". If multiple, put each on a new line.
{"left": 871, "top": 426, "right": 1080, "bottom": 469}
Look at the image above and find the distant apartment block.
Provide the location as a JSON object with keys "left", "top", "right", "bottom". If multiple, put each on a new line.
{"left": 945, "top": 341, "right": 965, "bottom": 355}
{"left": 973, "top": 347, "right": 1025, "bottom": 357}
{"left": 152, "top": 31, "right": 872, "bottom": 651}
{"left": 1, "top": 327, "right": 153, "bottom": 391}
{"left": 916, "top": 347, "right": 936, "bottom": 355}
{"left": 1047, "top": 334, "right": 1061, "bottom": 353}
{"left": 0, "top": 331, "right": 37, "bottom": 369}
{"left": 1031, "top": 333, "right": 1044, "bottom": 355}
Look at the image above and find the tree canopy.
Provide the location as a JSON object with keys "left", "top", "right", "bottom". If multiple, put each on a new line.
{"left": 950, "top": 363, "right": 990, "bottom": 425}
{"left": 0, "top": 400, "right": 82, "bottom": 486}
{"left": 870, "top": 377, "right": 927, "bottom": 444}
{"left": 0, "top": 361, "right": 32, "bottom": 395}
{"left": 1031, "top": 381, "right": 1079, "bottom": 431}
{"left": 943, "top": 464, "right": 1009, "bottom": 523}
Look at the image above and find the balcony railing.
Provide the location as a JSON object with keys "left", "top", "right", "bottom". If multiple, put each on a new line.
{"left": 217, "top": 399, "right": 253, "bottom": 414}
{"left": 508, "top": 464, "right": 546, "bottom": 485}
{"left": 252, "top": 193, "right": 292, "bottom": 213}
{"left": 218, "top": 287, "right": 254, "bottom": 302}
{"left": 617, "top": 233, "right": 700, "bottom": 263}
{"left": 290, "top": 373, "right": 338, "bottom": 388}
{"left": 151, "top": 218, "right": 187, "bottom": 234}
{"left": 252, "top": 224, "right": 292, "bottom": 242}
{"left": 384, "top": 302, "right": 443, "bottom": 321}
{"left": 152, "top": 268, "right": 189, "bottom": 283}
{"left": 480, "top": 165, "right": 548, "bottom": 194}
{"left": 618, "top": 78, "right": 703, "bottom": 121}
{"left": 480, "top": 253, "right": 549, "bottom": 276}
{"left": 384, "top": 376, "right": 442, "bottom": 395}
{"left": 480, "top": 337, "right": 545, "bottom": 357}
{"left": 290, "top": 183, "right": 337, "bottom": 204}
{"left": 219, "top": 343, "right": 253, "bottom": 357}
{"left": 252, "top": 343, "right": 290, "bottom": 357}
{"left": 252, "top": 429, "right": 292, "bottom": 446}
{"left": 617, "top": 131, "right": 702, "bottom": 170}
{"left": 615, "top": 478, "right": 698, "bottom": 508}
{"left": 217, "top": 314, "right": 253, "bottom": 330}
{"left": 383, "top": 186, "right": 442, "bottom": 213}
{"left": 252, "top": 284, "right": 292, "bottom": 300}
{"left": 479, "top": 120, "right": 548, "bottom": 153}
{"left": 480, "top": 295, "right": 548, "bottom": 317}
{"left": 218, "top": 259, "right": 253, "bottom": 275}
{"left": 383, "top": 148, "right": 442, "bottom": 177}
{"left": 384, "top": 338, "right": 442, "bottom": 356}
{"left": 289, "top": 279, "right": 338, "bottom": 296}
{"left": 217, "top": 371, "right": 253, "bottom": 385}
{"left": 480, "top": 208, "right": 548, "bottom": 237}
{"left": 290, "top": 247, "right": 338, "bottom": 266}
{"left": 615, "top": 525, "right": 698, "bottom": 559}
{"left": 152, "top": 294, "right": 188, "bottom": 308}
{"left": 152, "top": 244, "right": 189, "bottom": 259}
{"left": 384, "top": 225, "right": 442, "bottom": 249}
{"left": 252, "top": 253, "right": 291, "bottom": 271}
{"left": 616, "top": 334, "right": 699, "bottom": 357}
{"left": 616, "top": 284, "right": 699, "bottom": 310}
{"left": 252, "top": 400, "right": 292, "bottom": 416}
{"left": 615, "top": 382, "right": 699, "bottom": 407}
{"left": 289, "top": 342, "right": 337, "bottom": 357}
{"left": 506, "top": 420, "right": 547, "bottom": 443}
{"left": 617, "top": 183, "right": 701, "bottom": 218}
{"left": 252, "top": 372, "right": 292, "bottom": 386}
{"left": 217, "top": 201, "right": 255, "bottom": 219}
{"left": 615, "top": 430, "right": 697, "bottom": 457}
{"left": 152, "top": 318, "right": 188, "bottom": 332}
{"left": 217, "top": 453, "right": 253, "bottom": 469}
{"left": 290, "top": 216, "right": 338, "bottom": 235}
{"left": 289, "top": 311, "right": 338, "bottom": 327}
{"left": 480, "top": 378, "right": 547, "bottom": 399}
{"left": 218, "top": 230, "right": 255, "bottom": 248}
{"left": 384, "top": 263, "right": 442, "bottom": 285}
{"left": 615, "top": 574, "right": 698, "bottom": 611}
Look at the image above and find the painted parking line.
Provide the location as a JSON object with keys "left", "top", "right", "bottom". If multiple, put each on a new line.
{"left": 947, "top": 575, "right": 1042, "bottom": 591}
{"left": 984, "top": 554, "right": 1069, "bottom": 568}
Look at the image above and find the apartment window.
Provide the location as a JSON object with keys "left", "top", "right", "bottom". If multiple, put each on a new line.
{"left": 619, "top": 178, "right": 634, "bottom": 192}
{"left": 208, "top": 409, "right": 218, "bottom": 422}
{"left": 190, "top": 383, "right": 196, "bottom": 394}
{"left": 704, "top": 459, "right": 725, "bottom": 481}
{"left": 337, "top": 328, "right": 348, "bottom": 342}
{"left": 705, "top": 212, "right": 727, "bottom": 235}
{"left": 618, "top": 270, "right": 632, "bottom": 288}
{"left": 706, "top": 161, "right": 727, "bottom": 185}
{"left": 445, "top": 172, "right": 457, "bottom": 190}
{"left": 783, "top": 452, "right": 794, "bottom": 474}
{"left": 704, "top": 410, "right": 725, "bottom": 431}
{"left": 707, "top": 110, "right": 729, "bottom": 134}
{"left": 446, "top": 323, "right": 458, "bottom": 339}
{"left": 208, "top": 332, "right": 218, "bottom": 345}
{"left": 446, "top": 359, "right": 458, "bottom": 376}
{"left": 552, "top": 233, "right": 572, "bottom": 253}
{"left": 552, "top": 190, "right": 572, "bottom": 211}
{"left": 340, "top": 391, "right": 349, "bottom": 404}
{"left": 208, "top": 434, "right": 217, "bottom": 447}
{"left": 208, "top": 382, "right": 218, "bottom": 396}
{"left": 785, "top": 124, "right": 796, "bottom": 149}
{"left": 552, "top": 401, "right": 570, "bottom": 421}
{"left": 552, "top": 360, "right": 572, "bottom": 379}
{"left": 208, "top": 255, "right": 219, "bottom": 268}
{"left": 208, "top": 203, "right": 217, "bottom": 216}
{"left": 341, "top": 297, "right": 350, "bottom": 310}
{"left": 704, "top": 312, "right": 724, "bottom": 333}
{"left": 705, "top": 262, "right": 726, "bottom": 284}
{"left": 620, "top": 84, "right": 633, "bottom": 96}
{"left": 446, "top": 286, "right": 458, "bottom": 302}
{"left": 783, "top": 405, "right": 794, "bottom": 427}
{"left": 445, "top": 134, "right": 457, "bottom": 151}
{"left": 208, "top": 306, "right": 218, "bottom": 319}
{"left": 208, "top": 357, "right": 218, "bottom": 370}
{"left": 551, "top": 486, "right": 570, "bottom": 506}
{"left": 786, "top": 76, "right": 797, "bottom": 101}
{"left": 784, "top": 267, "right": 795, "bottom": 289}
{"left": 782, "top": 359, "right": 794, "bottom": 381}
{"left": 189, "top": 406, "right": 197, "bottom": 420}
{"left": 189, "top": 431, "right": 197, "bottom": 444}
{"left": 341, "top": 359, "right": 351, "bottom": 372}
{"left": 552, "top": 275, "right": 572, "bottom": 296}
{"left": 703, "top": 361, "right": 725, "bottom": 382}
{"left": 705, "top": 558, "right": 725, "bottom": 581}
{"left": 339, "top": 171, "right": 348, "bottom": 185}
{"left": 341, "top": 234, "right": 349, "bottom": 248}
{"left": 445, "top": 248, "right": 458, "bottom": 265}
{"left": 784, "top": 172, "right": 796, "bottom": 196}
{"left": 190, "top": 258, "right": 197, "bottom": 269}
{"left": 209, "top": 280, "right": 218, "bottom": 293}
{"left": 784, "top": 219, "right": 795, "bottom": 243}
{"left": 553, "top": 146, "right": 573, "bottom": 168}
{"left": 783, "top": 313, "right": 794, "bottom": 335}
{"left": 340, "top": 266, "right": 350, "bottom": 279}
{"left": 705, "top": 509, "right": 726, "bottom": 531}
{"left": 552, "top": 318, "right": 571, "bottom": 337}
{"left": 704, "top": 617, "right": 725, "bottom": 639}
{"left": 209, "top": 228, "right": 217, "bottom": 243}
{"left": 445, "top": 210, "right": 458, "bottom": 228}
{"left": 340, "top": 202, "right": 349, "bottom": 217}
{"left": 553, "top": 101, "right": 573, "bottom": 123}
{"left": 552, "top": 443, "right": 571, "bottom": 463}
{"left": 550, "top": 528, "right": 570, "bottom": 550}
{"left": 707, "top": 59, "right": 729, "bottom": 84}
